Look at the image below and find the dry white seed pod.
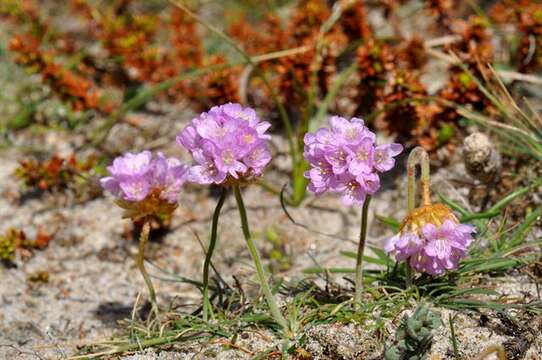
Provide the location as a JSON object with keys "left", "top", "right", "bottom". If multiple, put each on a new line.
{"left": 463, "top": 132, "right": 502, "bottom": 184}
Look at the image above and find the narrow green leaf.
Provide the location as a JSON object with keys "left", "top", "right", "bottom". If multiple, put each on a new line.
{"left": 375, "top": 214, "right": 401, "bottom": 232}
{"left": 437, "top": 193, "right": 470, "bottom": 217}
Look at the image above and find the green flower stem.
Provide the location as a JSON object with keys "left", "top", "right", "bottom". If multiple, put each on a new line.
{"left": 291, "top": 159, "right": 309, "bottom": 206}
{"left": 232, "top": 185, "right": 288, "bottom": 333}
{"left": 136, "top": 220, "right": 159, "bottom": 316}
{"left": 202, "top": 187, "right": 228, "bottom": 321}
{"left": 354, "top": 195, "right": 372, "bottom": 304}
{"left": 405, "top": 147, "right": 432, "bottom": 287}
{"left": 407, "top": 146, "right": 431, "bottom": 210}
{"left": 405, "top": 260, "right": 413, "bottom": 288}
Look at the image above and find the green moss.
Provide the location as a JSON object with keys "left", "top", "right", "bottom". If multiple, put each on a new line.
{"left": 0, "top": 234, "right": 16, "bottom": 262}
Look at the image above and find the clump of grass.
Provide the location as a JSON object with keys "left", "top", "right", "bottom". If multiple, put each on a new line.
{"left": 449, "top": 62, "right": 542, "bottom": 162}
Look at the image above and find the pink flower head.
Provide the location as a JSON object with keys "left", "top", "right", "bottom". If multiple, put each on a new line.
{"left": 384, "top": 204, "right": 476, "bottom": 275}
{"left": 100, "top": 151, "right": 188, "bottom": 204}
{"left": 303, "top": 116, "right": 403, "bottom": 206}
{"left": 177, "top": 103, "right": 272, "bottom": 185}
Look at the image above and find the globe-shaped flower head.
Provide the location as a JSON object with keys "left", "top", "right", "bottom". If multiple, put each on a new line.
{"left": 385, "top": 204, "right": 476, "bottom": 275}
{"left": 100, "top": 151, "right": 188, "bottom": 218}
{"left": 177, "top": 103, "right": 272, "bottom": 186}
{"left": 304, "top": 116, "right": 403, "bottom": 206}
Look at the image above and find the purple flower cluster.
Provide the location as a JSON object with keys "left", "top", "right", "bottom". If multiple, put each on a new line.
{"left": 304, "top": 116, "right": 403, "bottom": 206}
{"left": 385, "top": 219, "right": 475, "bottom": 275}
{"left": 177, "top": 103, "right": 272, "bottom": 185}
{"left": 100, "top": 151, "right": 188, "bottom": 203}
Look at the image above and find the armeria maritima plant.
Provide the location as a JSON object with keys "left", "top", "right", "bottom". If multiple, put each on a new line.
{"left": 177, "top": 103, "right": 288, "bottom": 333}
{"left": 100, "top": 151, "right": 189, "bottom": 316}
{"left": 303, "top": 115, "right": 402, "bottom": 304}
{"left": 384, "top": 147, "right": 475, "bottom": 284}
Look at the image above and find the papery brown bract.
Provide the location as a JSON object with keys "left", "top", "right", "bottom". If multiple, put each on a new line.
{"left": 115, "top": 190, "right": 178, "bottom": 220}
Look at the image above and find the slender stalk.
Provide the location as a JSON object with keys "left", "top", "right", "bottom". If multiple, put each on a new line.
{"left": 405, "top": 147, "right": 432, "bottom": 287}
{"left": 232, "top": 185, "right": 288, "bottom": 333}
{"left": 449, "top": 314, "right": 460, "bottom": 360}
{"left": 136, "top": 220, "right": 159, "bottom": 316}
{"left": 407, "top": 147, "right": 431, "bottom": 210}
{"left": 407, "top": 160, "right": 416, "bottom": 211}
{"left": 420, "top": 152, "right": 431, "bottom": 206}
{"left": 202, "top": 187, "right": 227, "bottom": 321}
{"left": 354, "top": 195, "right": 372, "bottom": 304}
{"left": 291, "top": 159, "right": 309, "bottom": 206}
{"left": 405, "top": 263, "right": 413, "bottom": 288}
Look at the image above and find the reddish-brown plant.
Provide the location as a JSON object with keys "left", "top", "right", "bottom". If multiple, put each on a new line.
{"left": 376, "top": 70, "right": 428, "bottom": 141}
{"left": 436, "top": 16, "right": 494, "bottom": 123}
{"left": 0, "top": 228, "right": 54, "bottom": 263}
{"left": 491, "top": 0, "right": 542, "bottom": 72}
{"left": 9, "top": 33, "right": 103, "bottom": 111}
{"left": 14, "top": 154, "right": 97, "bottom": 193}
{"left": 340, "top": 1, "right": 372, "bottom": 42}
{"left": 425, "top": 0, "right": 456, "bottom": 30}
{"left": 354, "top": 38, "right": 396, "bottom": 116}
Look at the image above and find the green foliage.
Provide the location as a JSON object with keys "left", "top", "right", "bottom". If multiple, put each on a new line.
{"left": 384, "top": 305, "right": 442, "bottom": 360}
